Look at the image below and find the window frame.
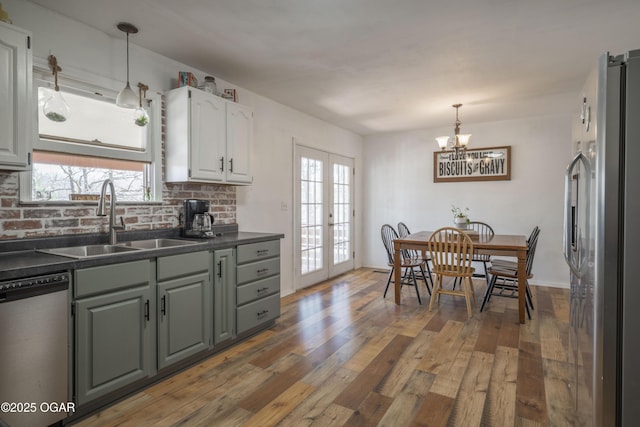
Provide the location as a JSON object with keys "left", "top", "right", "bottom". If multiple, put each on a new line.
{"left": 19, "top": 62, "right": 162, "bottom": 205}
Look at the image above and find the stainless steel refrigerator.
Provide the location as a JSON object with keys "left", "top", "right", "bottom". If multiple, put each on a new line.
{"left": 565, "top": 50, "right": 640, "bottom": 426}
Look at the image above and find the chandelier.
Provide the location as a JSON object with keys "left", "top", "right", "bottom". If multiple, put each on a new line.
{"left": 435, "top": 104, "right": 471, "bottom": 154}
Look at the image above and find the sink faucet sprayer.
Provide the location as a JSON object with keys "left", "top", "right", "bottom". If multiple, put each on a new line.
{"left": 97, "top": 179, "right": 125, "bottom": 245}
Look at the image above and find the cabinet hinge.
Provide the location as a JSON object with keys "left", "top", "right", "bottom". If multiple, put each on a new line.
{"left": 27, "top": 36, "right": 31, "bottom": 49}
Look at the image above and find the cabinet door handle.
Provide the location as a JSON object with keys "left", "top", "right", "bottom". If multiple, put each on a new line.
{"left": 220, "top": 156, "right": 225, "bottom": 172}
{"left": 218, "top": 260, "right": 223, "bottom": 278}
{"left": 161, "top": 295, "right": 166, "bottom": 316}
{"left": 144, "top": 300, "right": 150, "bottom": 321}
{"left": 229, "top": 158, "right": 234, "bottom": 173}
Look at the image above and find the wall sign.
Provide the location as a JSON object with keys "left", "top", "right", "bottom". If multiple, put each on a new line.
{"left": 433, "top": 146, "right": 511, "bottom": 183}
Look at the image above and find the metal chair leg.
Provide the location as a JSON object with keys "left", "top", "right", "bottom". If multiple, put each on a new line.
{"left": 480, "top": 274, "right": 496, "bottom": 312}
{"left": 419, "top": 264, "right": 431, "bottom": 295}
{"left": 409, "top": 267, "right": 422, "bottom": 304}
{"left": 483, "top": 261, "right": 491, "bottom": 286}
{"left": 383, "top": 267, "right": 394, "bottom": 298}
{"left": 525, "top": 282, "right": 535, "bottom": 310}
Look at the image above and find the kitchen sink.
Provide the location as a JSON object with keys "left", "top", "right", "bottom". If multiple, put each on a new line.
{"left": 119, "top": 238, "right": 202, "bottom": 249}
{"left": 38, "top": 244, "right": 140, "bottom": 259}
{"left": 37, "top": 239, "right": 202, "bottom": 259}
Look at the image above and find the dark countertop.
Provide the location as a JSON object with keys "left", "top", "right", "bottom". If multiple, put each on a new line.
{"left": 0, "top": 226, "right": 284, "bottom": 281}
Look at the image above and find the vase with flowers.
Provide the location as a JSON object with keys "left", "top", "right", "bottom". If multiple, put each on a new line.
{"left": 451, "top": 205, "right": 470, "bottom": 229}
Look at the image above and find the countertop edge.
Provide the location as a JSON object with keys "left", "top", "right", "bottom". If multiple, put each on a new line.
{"left": 0, "top": 232, "right": 285, "bottom": 281}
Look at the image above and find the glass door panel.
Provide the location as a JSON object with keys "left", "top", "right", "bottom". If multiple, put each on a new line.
{"left": 295, "top": 144, "right": 354, "bottom": 289}
{"left": 329, "top": 156, "right": 353, "bottom": 277}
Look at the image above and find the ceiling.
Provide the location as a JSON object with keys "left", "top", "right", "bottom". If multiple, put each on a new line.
{"left": 28, "top": 0, "right": 640, "bottom": 136}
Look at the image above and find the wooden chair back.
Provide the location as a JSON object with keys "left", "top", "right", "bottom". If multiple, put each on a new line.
{"left": 526, "top": 227, "right": 540, "bottom": 276}
{"left": 380, "top": 224, "right": 399, "bottom": 266}
{"left": 397, "top": 222, "right": 411, "bottom": 238}
{"left": 467, "top": 221, "right": 494, "bottom": 239}
{"left": 428, "top": 227, "right": 474, "bottom": 277}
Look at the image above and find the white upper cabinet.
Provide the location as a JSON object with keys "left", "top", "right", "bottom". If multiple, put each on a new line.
{"left": 0, "top": 22, "right": 32, "bottom": 170}
{"left": 165, "top": 86, "right": 253, "bottom": 184}
{"left": 225, "top": 102, "right": 253, "bottom": 184}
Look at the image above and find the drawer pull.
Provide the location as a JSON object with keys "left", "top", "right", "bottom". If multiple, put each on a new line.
{"left": 257, "top": 309, "right": 269, "bottom": 317}
{"left": 256, "top": 249, "right": 269, "bottom": 256}
{"left": 256, "top": 268, "right": 269, "bottom": 276}
{"left": 257, "top": 287, "right": 269, "bottom": 294}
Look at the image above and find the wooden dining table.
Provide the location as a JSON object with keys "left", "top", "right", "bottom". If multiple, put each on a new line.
{"left": 393, "top": 231, "right": 529, "bottom": 323}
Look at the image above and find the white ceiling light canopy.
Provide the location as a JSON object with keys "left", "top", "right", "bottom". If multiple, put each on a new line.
{"left": 116, "top": 22, "right": 139, "bottom": 109}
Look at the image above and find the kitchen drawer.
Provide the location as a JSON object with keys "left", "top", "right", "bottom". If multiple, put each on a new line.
{"left": 237, "top": 275, "right": 280, "bottom": 306}
{"left": 237, "top": 293, "right": 280, "bottom": 333}
{"left": 237, "top": 240, "right": 280, "bottom": 264}
{"left": 75, "top": 259, "right": 151, "bottom": 298}
{"left": 157, "top": 250, "right": 210, "bottom": 281}
{"left": 236, "top": 257, "right": 280, "bottom": 285}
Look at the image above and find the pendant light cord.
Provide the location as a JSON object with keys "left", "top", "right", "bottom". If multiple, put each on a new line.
{"left": 126, "top": 31, "right": 130, "bottom": 84}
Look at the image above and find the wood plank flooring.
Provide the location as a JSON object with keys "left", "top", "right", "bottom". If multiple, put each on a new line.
{"left": 74, "top": 268, "right": 578, "bottom": 427}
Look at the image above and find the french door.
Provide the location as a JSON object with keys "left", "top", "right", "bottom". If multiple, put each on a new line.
{"left": 294, "top": 145, "right": 354, "bottom": 289}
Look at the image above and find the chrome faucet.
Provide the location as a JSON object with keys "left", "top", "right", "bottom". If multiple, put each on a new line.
{"left": 97, "top": 179, "right": 125, "bottom": 245}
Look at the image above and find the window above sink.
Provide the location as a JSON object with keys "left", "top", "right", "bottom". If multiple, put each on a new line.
{"left": 19, "top": 62, "right": 162, "bottom": 205}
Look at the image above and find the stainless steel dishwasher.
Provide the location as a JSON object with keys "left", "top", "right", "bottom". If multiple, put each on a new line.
{"left": 0, "top": 271, "right": 70, "bottom": 427}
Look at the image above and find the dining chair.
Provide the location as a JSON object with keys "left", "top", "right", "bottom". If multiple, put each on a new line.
{"left": 480, "top": 226, "right": 540, "bottom": 318}
{"left": 428, "top": 227, "right": 476, "bottom": 318}
{"left": 380, "top": 224, "right": 429, "bottom": 304}
{"left": 397, "top": 222, "right": 433, "bottom": 288}
{"left": 467, "top": 221, "right": 495, "bottom": 285}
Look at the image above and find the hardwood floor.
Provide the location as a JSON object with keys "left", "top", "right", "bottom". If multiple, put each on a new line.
{"left": 75, "top": 268, "right": 578, "bottom": 427}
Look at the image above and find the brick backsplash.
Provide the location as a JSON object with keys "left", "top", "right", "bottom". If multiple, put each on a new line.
{"left": 0, "top": 97, "right": 236, "bottom": 240}
{"left": 0, "top": 172, "right": 236, "bottom": 240}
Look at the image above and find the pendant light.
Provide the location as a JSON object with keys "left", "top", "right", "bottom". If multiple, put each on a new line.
{"left": 134, "top": 82, "right": 149, "bottom": 127}
{"left": 43, "top": 54, "right": 70, "bottom": 122}
{"left": 116, "top": 22, "right": 139, "bottom": 108}
{"left": 435, "top": 104, "right": 472, "bottom": 154}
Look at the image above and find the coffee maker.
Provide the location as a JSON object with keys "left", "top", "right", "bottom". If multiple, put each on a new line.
{"left": 182, "top": 199, "right": 215, "bottom": 238}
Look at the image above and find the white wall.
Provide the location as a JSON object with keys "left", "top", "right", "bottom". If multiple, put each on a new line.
{"left": 7, "top": 0, "right": 364, "bottom": 297}
{"left": 235, "top": 99, "right": 363, "bottom": 297}
{"left": 362, "top": 114, "right": 572, "bottom": 288}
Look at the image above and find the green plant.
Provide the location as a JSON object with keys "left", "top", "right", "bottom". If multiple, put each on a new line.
{"left": 134, "top": 115, "right": 148, "bottom": 127}
{"left": 451, "top": 205, "right": 470, "bottom": 223}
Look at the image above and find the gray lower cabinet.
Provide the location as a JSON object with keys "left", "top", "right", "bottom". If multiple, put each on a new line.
{"left": 157, "top": 251, "right": 211, "bottom": 370}
{"left": 236, "top": 240, "right": 281, "bottom": 334}
{"left": 72, "top": 240, "right": 281, "bottom": 412}
{"left": 74, "top": 260, "right": 153, "bottom": 406}
{"left": 213, "top": 248, "right": 236, "bottom": 344}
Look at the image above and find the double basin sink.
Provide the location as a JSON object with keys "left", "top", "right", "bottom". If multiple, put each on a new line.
{"left": 39, "top": 239, "right": 203, "bottom": 259}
